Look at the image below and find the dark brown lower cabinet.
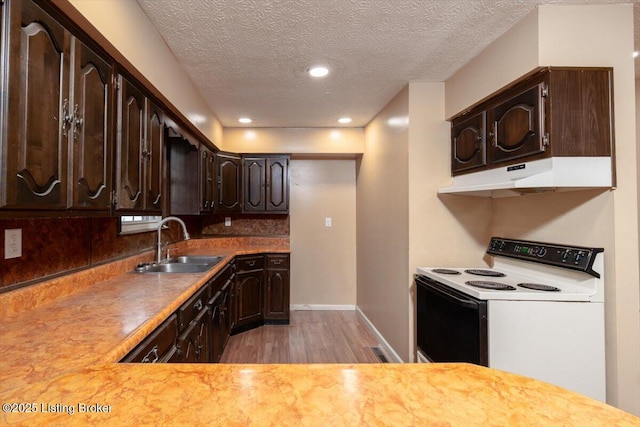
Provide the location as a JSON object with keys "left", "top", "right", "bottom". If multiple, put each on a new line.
{"left": 265, "top": 255, "right": 290, "bottom": 322}
{"left": 236, "top": 270, "right": 264, "bottom": 327}
{"left": 208, "top": 291, "right": 223, "bottom": 363}
{"left": 121, "top": 314, "right": 179, "bottom": 363}
{"left": 176, "top": 306, "right": 210, "bottom": 363}
{"left": 122, "top": 254, "right": 289, "bottom": 363}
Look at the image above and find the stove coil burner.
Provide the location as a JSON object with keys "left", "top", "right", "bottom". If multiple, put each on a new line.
{"left": 431, "top": 269, "right": 461, "bottom": 275}
{"left": 464, "top": 269, "right": 506, "bottom": 278}
{"left": 518, "top": 283, "right": 561, "bottom": 292}
{"left": 465, "top": 280, "right": 516, "bottom": 291}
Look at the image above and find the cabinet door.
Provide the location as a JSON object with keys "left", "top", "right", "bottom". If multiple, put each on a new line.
{"left": 2, "top": 0, "right": 70, "bottom": 208}
{"left": 220, "top": 281, "right": 232, "bottom": 348}
{"left": 265, "top": 268, "right": 289, "bottom": 320}
{"left": 243, "top": 157, "right": 266, "bottom": 212}
{"left": 236, "top": 270, "right": 264, "bottom": 326}
{"left": 145, "top": 100, "right": 163, "bottom": 211}
{"left": 200, "top": 146, "right": 216, "bottom": 212}
{"left": 115, "top": 75, "right": 145, "bottom": 210}
{"left": 209, "top": 291, "right": 222, "bottom": 363}
{"left": 451, "top": 111, "right": 486, "bottom": 174}
{"left": 490, "top": 83, "right": 546, "bottom": 164}
{"left": 216, "top": 152, "right": 242, "bottom": 212}
{"left": 176, "top": 306, "right": 210, "bottom": 363}
{"left": 266, "top": 157, "right": 288, "bottom": 212}
{"left": 70, "top": 39, "right": 112, "bottom": 209}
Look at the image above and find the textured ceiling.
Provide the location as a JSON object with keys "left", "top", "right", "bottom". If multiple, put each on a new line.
{"left": 137, "top": 0, "right": 635, "bottom": 128}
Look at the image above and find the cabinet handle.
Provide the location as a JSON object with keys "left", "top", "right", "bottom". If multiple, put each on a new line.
{"left": 491, "top": 122, "right": 498, "bottom": 147}
{"left": 194, "top": 299, "right": 203, "bottom": 311}
{"left": 73, "top": 104, "right": 83, "bottom": 141}
{"left": 204, "top": 201, "right": 209, "bottom": 208}
{"left": 141, "top": 345, "right": 160, "bottom": 363}
{"left": 62, "top": 99, "right": 74, "bottom": 137}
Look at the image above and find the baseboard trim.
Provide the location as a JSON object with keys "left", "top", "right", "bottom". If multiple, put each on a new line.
{"left": 356, "top": 306, "right": 403, "bottom": 363}
{"left": 290, "top": 304, "right": 356, "bottom": 311}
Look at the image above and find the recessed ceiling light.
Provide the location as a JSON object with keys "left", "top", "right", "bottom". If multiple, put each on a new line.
{"left": 238, "top": 117, "right": 252, "bottom": 124}
{"left": 633, "top": 51, "right": 640, "bottom": 58}
{"left": 308, "top": 66, "right": 329, "bottom": 78}
{"left": 338, "top": 117, "right": 352, "bottom": 124}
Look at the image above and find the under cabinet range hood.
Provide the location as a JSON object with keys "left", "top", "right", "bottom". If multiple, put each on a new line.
{"left": 438, "top": 157, "right": 613, "bottom": 198}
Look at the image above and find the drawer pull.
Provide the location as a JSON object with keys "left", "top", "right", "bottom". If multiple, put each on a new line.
{"left": 142, "top": 345, "right": 159, "bottom": 363}
{"left": 272, "top": 259, "right": 282, "bottom": 265}
{"left": 194, "top": 299, "right": 203, "bottom": 311}
{"left": 247, "top": 261, "right": 256, "bottom": 267}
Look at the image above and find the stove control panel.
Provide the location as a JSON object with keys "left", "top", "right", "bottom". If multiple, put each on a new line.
{"left": 487, "top": 237, "right": 603, "bottom": 278}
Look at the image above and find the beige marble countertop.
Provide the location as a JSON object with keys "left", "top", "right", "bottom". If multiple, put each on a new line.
{"left": 1, "top": 237, "right": 639, "bottom": 426}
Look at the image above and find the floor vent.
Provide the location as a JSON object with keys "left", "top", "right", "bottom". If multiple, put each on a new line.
{"left": 371, "top": 347, "right": 389, "bottom": 363}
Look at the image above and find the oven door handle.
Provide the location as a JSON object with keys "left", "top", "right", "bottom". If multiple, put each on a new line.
{"left": 416, "top": 277, "right": 479, "bottom": 310}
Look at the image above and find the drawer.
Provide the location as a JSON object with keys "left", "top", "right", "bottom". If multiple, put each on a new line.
{"left": 178, "top": 284, "right": 209, "bottom": 331}
{"left": 267, "top": 254, "right": 289, "bottom": 269}
{"left": 122, "top": 314, "right": 178, "bottom": 363}
{"left": 236, "top": 255, "right": 264, "bottom": 272}
{"left": 209, "top": 262, "right": 233, "bottom": 296}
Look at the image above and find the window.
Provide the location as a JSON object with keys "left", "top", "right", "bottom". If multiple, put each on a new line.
{"left": 119, "top": 215, "right": 162, "bottom": 235}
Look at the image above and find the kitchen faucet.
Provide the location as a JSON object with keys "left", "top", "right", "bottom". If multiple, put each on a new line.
{"left": 156, "top": 216, "right": 190, "bottom": 263}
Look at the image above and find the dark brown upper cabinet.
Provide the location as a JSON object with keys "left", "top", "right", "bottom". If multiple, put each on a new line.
{"left": 165, "top": 126, "right": 199, "bottom": 215}
{"left": 242, "top": 155, "right": 289, "bottom": 213}
{"left": 216, "top": 152, "right": 242, "bottom": 212}
{"left": 451, "top": 111, "right": 486, "bottom": 174}
{"left": 489, "top": 78, "right": 546, "bottom": 165}
{"left": 0, "top": 0, "right": 112, "bottom": 210}
{"left": 145, "top": 100, "right": 164, "bottom": 211}
{"left": 450, "top": 67, "right": 613, "bottom": 176}
{"left": 200, "top": 145, "right": 216, "bottom": 213}
{"left": 70, "top": 39, "right": 114, "bottom": 210}
{"left": 115, "top": 75, "right": 163, "bottom": 212}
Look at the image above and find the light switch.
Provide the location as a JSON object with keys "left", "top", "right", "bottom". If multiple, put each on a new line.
{"left": 225, "top": 217, "right": 232, "bottom": 227}
{"left": 325, "top": 218, "right": 332, "bottom": 227}
{"left": 5, "top": 228, "right": 22, "bottom": 259}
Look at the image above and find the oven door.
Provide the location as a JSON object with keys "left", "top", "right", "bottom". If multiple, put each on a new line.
{"left": 416, "top": 275, "right": 488, "bottom": 366}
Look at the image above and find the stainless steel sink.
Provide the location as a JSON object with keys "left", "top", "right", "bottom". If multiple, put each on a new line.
{"left": 166, "top": 256, "right": 223, "bottom": 265}
{"left": 134, "top": 255, "right": 223, "bottom": 274}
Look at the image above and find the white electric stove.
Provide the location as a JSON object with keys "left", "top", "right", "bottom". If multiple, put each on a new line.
{"left": 415, "top": 237, "right": 606, "bottom": 401}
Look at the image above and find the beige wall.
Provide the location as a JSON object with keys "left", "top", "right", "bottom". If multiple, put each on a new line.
{"left": 445, "top": 4, "right": 639, "bottom": 413}
{"left": 407, "top": 82, "right": 492, "bottom": 361}
{"left": 223, "top": 127, "right": 364, "bottom": 154}
{"left": 357, "top": 86, "right": 410, "bottom": 360}
{"left": 68, "top": 0, "right": 223, "bottom": 145}
{"left": 289, "top": 160, "right": 357, "bottom": 306}
{"left": 445, "top": 9, "right": 539, "bottom": 118}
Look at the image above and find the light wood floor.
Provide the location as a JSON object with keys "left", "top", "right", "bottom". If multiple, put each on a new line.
{"left": 220, "top": 310, "right": 383, "bottom": 364}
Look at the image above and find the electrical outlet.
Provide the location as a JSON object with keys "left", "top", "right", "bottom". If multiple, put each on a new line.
{"left": 5, "top": 228, "right": 22, "bottom": 259}
{"left": 225, "top": 217, "right": 232, "bottom": 227}
{"left": 325, "top": 217, "right": 332, "bottom": 227}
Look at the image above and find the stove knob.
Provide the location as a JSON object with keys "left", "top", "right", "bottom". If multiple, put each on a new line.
{"left": 574, "top": 251, "right": 584, "bottom": 264}
{"left": 562, "top": 249, "right": 572, "bottom": 261}
{"left": 537, "top": 247, "right": 547, "bottom": 257}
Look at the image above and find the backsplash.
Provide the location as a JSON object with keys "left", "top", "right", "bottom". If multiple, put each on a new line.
{"left": 0, "top": 217, "right": 196, "bottom": 292}
{"left": 0, "top": 213, "right": 288, "bottom": 292}
{"left": 202, "top": 214, "right": 289, "bottom": 236}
